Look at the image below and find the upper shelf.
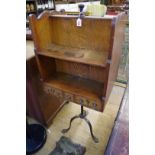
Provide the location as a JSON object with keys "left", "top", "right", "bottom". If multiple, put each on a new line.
{"left": 37, "top": 43, "right": 108, "bottom": 67}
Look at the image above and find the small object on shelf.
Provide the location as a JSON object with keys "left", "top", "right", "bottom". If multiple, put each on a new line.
{"left": 26, "top": 0, "right": 36, "bottom": 40}
{"left": 26, "top": 4, "right": 31, "bottom": 12}
{"left": 26, "top": 0, "right": 37, "bottom": 14}
{"left": 30, "top": 3, "right": 35, "bottom": 11}
{"left": 78, "top": 4, "right": 85, "bottom": 13}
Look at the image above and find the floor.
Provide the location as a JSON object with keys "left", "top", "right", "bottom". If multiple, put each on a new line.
{"left": 105, "top": 86, "right": 129, "bottom": 155}
{"left": 28, "top": 85, "right": 126, "bottom": 155}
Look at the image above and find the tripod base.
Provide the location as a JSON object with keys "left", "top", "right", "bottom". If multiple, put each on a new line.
{"left": 62, "top": 107, "right": 99, "bottom": 143}
{"left": 26, "top": 124, "right": 47, "bottom": 154}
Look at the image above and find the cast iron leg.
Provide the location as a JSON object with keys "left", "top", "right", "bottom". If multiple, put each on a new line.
{"left": 62, "top": 104, "right": 99, "bottom": 143}
{"left": 61, "top": 115, "right": 80, "bottom": 133}
{"left": 83, "top": 117, "right": 99, "bottom": 143}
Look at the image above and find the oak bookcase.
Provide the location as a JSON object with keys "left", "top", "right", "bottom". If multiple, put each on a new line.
{"left": 29, "top": 11, "right": 125, "bottom": 114}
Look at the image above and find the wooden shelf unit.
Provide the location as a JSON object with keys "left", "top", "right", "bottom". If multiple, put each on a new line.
{"left": 29, "top": 11, "right": 126, "bottom": 112}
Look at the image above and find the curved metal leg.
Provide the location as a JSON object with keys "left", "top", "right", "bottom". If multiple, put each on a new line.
{"left": 61, "top": 115, "right": 80, "bottom": 133}
{"left": 84, "top": 117, "right": 99, "bottom": 143}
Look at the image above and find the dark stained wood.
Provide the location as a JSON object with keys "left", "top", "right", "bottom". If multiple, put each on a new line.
{"left": 29, "top": 11, "right": 126, "bottom": 113}
{"left": 26, "top": 57, "right": 45, "bottom": 124}
{"left": 26, "top": 55, "right": 66, "bottom": 127}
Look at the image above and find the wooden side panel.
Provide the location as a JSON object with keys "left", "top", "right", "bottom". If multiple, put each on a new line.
{"left": 29, "top": 11, "right": 52, "bottom": 51}
{"left": 50, "top": 18, "right": 112, "bottom": 52}
{"left": 26, "top": 57, "right": 46, "bottom": 125}
{"left": 104, "top": 13, "right": 126, "bottom": 106}
{"left": 55, "top": 59, "right": 106, "bottom": 83}
{"left": 26, "top": 55, "right": 66, "bottom": 127}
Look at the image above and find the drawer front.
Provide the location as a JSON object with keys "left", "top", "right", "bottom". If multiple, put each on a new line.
{"left": 43, "top": 85, "right": 101, "bottom": 111}
{"left": 44, "top": 85, "right": 63, "bottom": 99}
{"left": 74, "top": 95, "right": 99, "bottom": 111}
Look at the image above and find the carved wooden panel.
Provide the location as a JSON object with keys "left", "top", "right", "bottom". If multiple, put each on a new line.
{"left": 43, "top": 85, "right": 101, "bottom": 111}
{"left": 64, "top": 92, "right": 74, "bottom": 102}
{"left": 74, "top": 95, "right": 100, "bottom": 111}
{"left": 44, "top": 85, "right": 63, "bottom": 99}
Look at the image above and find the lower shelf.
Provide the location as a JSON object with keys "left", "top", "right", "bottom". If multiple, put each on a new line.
{"left": 43, "top": 72, "right": 104, "bottom": 111}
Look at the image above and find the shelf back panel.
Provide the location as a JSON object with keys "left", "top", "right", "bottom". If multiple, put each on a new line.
{"left": 55, "top": 59, "right": 106, "bottom": 83}
{"left": 50, "top": 17, "right": 112, "bottom": 52}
